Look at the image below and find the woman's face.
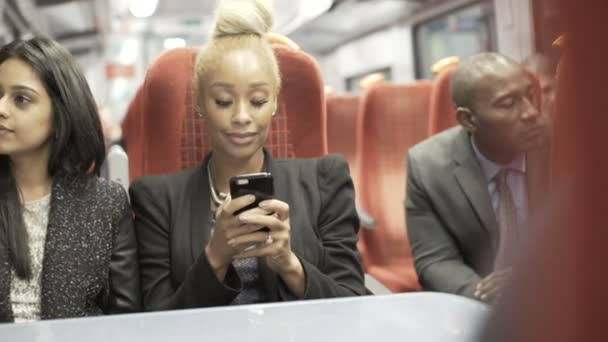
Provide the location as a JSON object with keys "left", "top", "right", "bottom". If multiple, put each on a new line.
{"left": 0, "top": 58, "right": 52, "bottom": 159}
{"left": 201, "top": 48, "right": 278, "bottom": 161}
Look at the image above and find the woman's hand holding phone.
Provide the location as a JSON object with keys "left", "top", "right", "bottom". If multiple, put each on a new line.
{"left": 205, "top": 194, "right": 269, "bottom": 281}
{"left": 229, "top": 199, "right": 305, "bottom": 297}
{"left": 205, "top": 171, "right": 305, "bottom": 296}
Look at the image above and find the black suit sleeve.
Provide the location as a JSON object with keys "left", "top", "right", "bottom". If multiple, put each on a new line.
{"left": 405, "top": 153, "right": 481, "bottom": 298}
{"left": 129, "top": 178, "right": 241, "bottom": 311}
{"left": 102, "top": 184, "right": 141, "bottom": 314}
{"left": 289, "top": 156, "right": 366, "bottom": 299}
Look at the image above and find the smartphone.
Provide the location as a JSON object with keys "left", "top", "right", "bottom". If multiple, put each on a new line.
{"left": 229, "top": 172, "right": 274, "bottom": 216}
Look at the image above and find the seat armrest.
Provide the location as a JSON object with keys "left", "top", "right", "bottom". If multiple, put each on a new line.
{"left": 357, "top": 207, "right": 376, "bottom": 229}
{"left": 103, "top": 145, "right": 130, "bottom": 197}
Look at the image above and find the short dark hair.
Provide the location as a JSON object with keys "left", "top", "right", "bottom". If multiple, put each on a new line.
{"left": 0, "top": 37, "right": 105, "bottom": 279}
{"left": 451, "top": 52, "right": 518, "bottom": 109}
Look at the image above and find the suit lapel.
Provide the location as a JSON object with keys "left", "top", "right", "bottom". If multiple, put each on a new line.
{"left": 40, "top": 177, "right": 88, "bottom": 319}
{"left": 40, "top": 178, "right": 65, "bottom": 319}
{"left": 452, "top": 128, "right": 500, "bottom": 250}
{"left": 260, "top": 151, "right": 279, "bottom": 300}
{"left": 189, "top": 157, "right": 212, "bottom": 265}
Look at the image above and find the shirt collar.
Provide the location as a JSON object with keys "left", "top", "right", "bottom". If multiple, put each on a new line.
{"left": 471, "top": 136, "right": 526, "bottom": 183}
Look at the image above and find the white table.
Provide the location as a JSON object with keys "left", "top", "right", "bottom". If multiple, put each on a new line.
{"left": 0, "top": 292, "right": 489, "bottom": 342}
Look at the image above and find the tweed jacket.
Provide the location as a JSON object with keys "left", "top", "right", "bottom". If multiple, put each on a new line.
{"left": 0, "top": 176, "right": 140, "bottom": 322}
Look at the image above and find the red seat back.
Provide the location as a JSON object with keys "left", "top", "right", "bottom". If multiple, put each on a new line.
{"left": 428, "top": 66, "right": 457, "bottom": 136}
{"left": 326, "top": 94, "right": 362, "bottom": 190}
{"left": 123, "top": 45, "right": 327, "bottom": 179}
{"left": 121, "top": 86, "right": 145, "bottom": 181}
{"left": 357, "top": 81, "right": 433, "bottom": 292}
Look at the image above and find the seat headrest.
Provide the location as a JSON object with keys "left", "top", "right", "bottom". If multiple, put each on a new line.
{"left": 428, "top": 66, "right": 457, "bottom": 136}
{"left": 124, "top": 45, "right": 327, "bottom": 178}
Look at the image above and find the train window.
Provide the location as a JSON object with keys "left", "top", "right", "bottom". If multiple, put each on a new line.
{"left": 345, "top": 67, "right": 392, "bottom": 92}
{"left": 413, "top": 2, "right": 496, "bottom": 79}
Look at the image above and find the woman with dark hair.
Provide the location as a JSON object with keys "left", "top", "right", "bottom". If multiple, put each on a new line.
{"left": 0, "top": 37, "right": 140, "bottom": 323}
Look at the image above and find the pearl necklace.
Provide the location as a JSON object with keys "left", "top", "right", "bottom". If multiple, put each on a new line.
{"left": 207, "top": 162, "right": 227, "bottom": 208}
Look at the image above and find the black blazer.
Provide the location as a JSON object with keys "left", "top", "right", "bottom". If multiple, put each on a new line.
{"left": 0, "top": 176, "right": 140, "bottom": 323}
{"left": 406, "top": 127, "right": 549, "bottom": 298}
{"left": 129, "top": 152, "right": 366, "bottom": 311}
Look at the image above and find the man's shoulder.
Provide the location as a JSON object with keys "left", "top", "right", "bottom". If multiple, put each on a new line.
{"left": 409, "top": 126, "right": 464, "bottom": 167}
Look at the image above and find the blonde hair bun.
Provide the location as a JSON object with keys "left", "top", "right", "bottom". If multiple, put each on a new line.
{"left": 212, "top": 0, "right": 274, "bottom": 39}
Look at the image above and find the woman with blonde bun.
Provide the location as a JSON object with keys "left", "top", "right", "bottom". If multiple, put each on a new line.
{"left": 130, "top": 0, "right": 366, "bottom": 311}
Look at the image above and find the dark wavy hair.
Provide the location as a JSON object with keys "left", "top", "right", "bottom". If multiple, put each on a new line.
{"left": 0, "top": 37, "right": 105, "bottom": 279}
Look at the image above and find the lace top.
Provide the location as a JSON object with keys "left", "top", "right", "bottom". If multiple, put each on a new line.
{"left": 10, "top": 194, "right": 51, "bottom": 323}
{"left": 209, "top": 214, "right": 265, "bottom": 305}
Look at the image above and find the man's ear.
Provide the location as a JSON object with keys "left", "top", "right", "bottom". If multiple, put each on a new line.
{"left": 456, "top": 107, "right": 478, "bottom": 133}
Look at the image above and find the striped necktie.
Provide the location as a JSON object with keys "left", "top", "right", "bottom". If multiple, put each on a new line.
{"left": 494, "top": 168, "right": 519, "bottom": 269}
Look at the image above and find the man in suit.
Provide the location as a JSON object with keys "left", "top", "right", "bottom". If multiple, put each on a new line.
{"left": 405, "top": 52, "right": 550, "bottom": 302}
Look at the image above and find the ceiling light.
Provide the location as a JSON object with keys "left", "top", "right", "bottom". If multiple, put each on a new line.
{"left": 128, "top": 0, "right": 158, "bottom": 18}
{"left": 164, "top": 37, "right": 186, "bottom": 50}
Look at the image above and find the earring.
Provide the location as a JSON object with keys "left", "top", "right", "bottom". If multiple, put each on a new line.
{"left": 196, "top": 111, "right": 204, "bottom": 118}
{"left": 271, "top": 110, "right": 276, "bottom": 117}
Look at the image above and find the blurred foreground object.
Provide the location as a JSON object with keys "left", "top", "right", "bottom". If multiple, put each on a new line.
{"left": 481, "top": 1, "right": 608, "bottom": 341}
